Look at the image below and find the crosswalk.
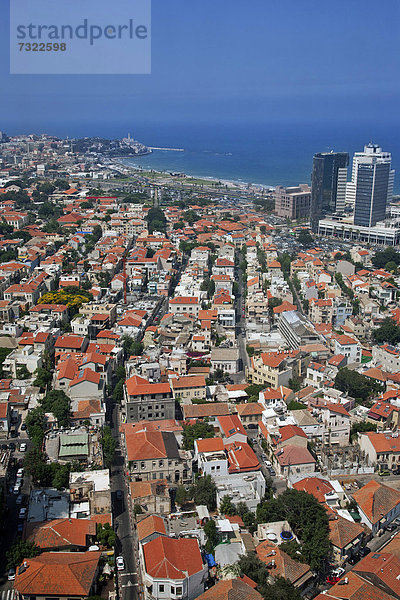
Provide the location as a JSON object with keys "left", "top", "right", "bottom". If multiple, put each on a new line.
{"left": 0, "top": 589, "right": 16, "bottom": 600}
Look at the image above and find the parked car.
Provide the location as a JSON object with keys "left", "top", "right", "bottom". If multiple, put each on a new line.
{"left": 9, "top": 443, "right": 16, "bottom": 452}
{"left": 326, "top": 575, "right": 341, "bottom": 585}
{"left": 18, "top": 507, "right": 27, "bottom": 520}
{"left": 20, "top": 423, "right": 27, "bottom": 431}
{"left": 17, "top": 523, "right": 23, "bottom": 534}
{"left": 13, "top": 483, "right": 21, "bottom": 495}
{"left": 359, "top": 546, "right": 371, "bottom": 557}
{"left": 19, "top": 443, "right": 27, "bottom": 452}
{"left": 17, "top": 468, "right": 24, "bottom": 478}
{"left": 116, "top": 556, "right": 125, "bottom": 571}
{"left": 1, "top": 443, "right": 7, "bottom": 451}
{"left": 379, "top": 470, "right": 390, "bottom": 477}
{"left": 16, "top": 495, "right": 23, "bottom": 505}
{"left": 385, "top": 522, "right": 397, "bottom": 532}
{"left": 116, "top": 490, "right": 123, "bottom": 501}
{"left": 265, "top": 460, "right": 272, "bottom": 468}
{"left": 268, "top": 467, "right": 276, "bottom": 476}
{"left": 8, "top": 567, "right": 16, "bottom": 581}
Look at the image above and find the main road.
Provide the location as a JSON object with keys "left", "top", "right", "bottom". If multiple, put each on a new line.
{"left": 110, "top": 403, "right": 141, "bottom": 600}
{"left": 232, "top": 262, "right": 250, "bottom": 383}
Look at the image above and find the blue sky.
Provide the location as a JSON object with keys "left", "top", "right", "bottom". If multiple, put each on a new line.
{"left": 1, "top": 0, "right": 400, "bottom": 136}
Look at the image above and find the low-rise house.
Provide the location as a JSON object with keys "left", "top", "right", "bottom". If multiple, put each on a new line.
{"left": 182, "top": 402, "right": 230, "bottom": 423}
{"left": 226, "top": 442, "right": 260, "bottom": 474}
{"left": 351, "top": 552, "right": 400, "bottom": 599}
{"left": 214, "top": 471, "right": 266, "bottom": 511}
{"left": 170, "top": 375, "right": 206, "bottom": 403}
{"left": 291, "top": 409, "right": 325, "bottom": 440}
{"left": 210, "top": 347, "right": 240, "bottom": 375}
{"left": 217, "top": 414, "right": 247, "bottom": 444}
{"left": 123, "top": 427, "right": 192, "bottom": 484}
{"left": 14, "top": 551, "right": 102, "bottom": 600}
{"left": 129, "top": 479, "right": 171, "bottom": 515}
{"left": 236, "top": 402, "right": 264, "bottom": 426}
{"left": 248, "top": 351, "right": 297, "bottom": 388}
{"left": 313, "top": 402, "right": 351, "bottom": 446}
{"left": 353, "top": 480, "right": 400, "bottom": 534}
{"left": 24, "top": 518, "right": 97, "bottom": 551}
{"left": 194, "top": 437, "right": 229, "bottom": 478}
{"left": 141, "top": 536, "right": 208, "bottom": 600}
{"left": 256, "top": 540, "right": 313, "bottom": 590}
{"left": 373, "top": 344, "right": 400, "bottom": 373}
{"left": 333, "top": 335, "right": 361, "bottom": 364}
{"left": 328, "top": 512, "right": 364, "bottom": 564}
{"left": 196, "top": 579, "right": 262, "bottom": 600}
{"left": 124, "top": 375, "right": 174, "bottom": 422}
{"left": 137, "top": 514, "right": 167, "bottom": 545}
{"left": 274, "top": 445, "right": 316, "bottom": 477}
{"left": 169, "top": 296, "right": 200, "bottom": 318}
{"left": 269, "top": 425, "right": 308, "bottom": 451}
{"left": 359, "top": 431, "right": 400, "bottom": 472}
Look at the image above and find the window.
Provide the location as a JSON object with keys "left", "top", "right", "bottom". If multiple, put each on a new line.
{"left": 176, "top": 587, "right": 182, "bottom": 595}
{"left": 141, "top": 462, "right": 145, "bottom": 469}
{"left": 159, "top": 585, "right": 165, "bottom": 593}
{"left": 171, "top": 587, "right": 175, "bottom": 595}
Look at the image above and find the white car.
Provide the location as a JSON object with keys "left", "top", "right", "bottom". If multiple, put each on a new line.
{"left": 17, "top": 468, "right": 24, "bottom": 478}
{"left": 19, "top": 443, "right": 27, "bottom": 452}
{"left": 264, "top": 460, "right": 272, "bottom": 468}
{"left": 18, "top": 507, "right": 27, "bottom": 519}
{"left": 116, "top": 556, "right": 125, "bottom": 571}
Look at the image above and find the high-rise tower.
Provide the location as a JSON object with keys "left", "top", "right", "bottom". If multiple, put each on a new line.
{"left": 310, "top": 151, "right": 349, "bottom": 232}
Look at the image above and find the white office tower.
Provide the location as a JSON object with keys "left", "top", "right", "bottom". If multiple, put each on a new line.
{"left": 346, "top": 143, "right": 395, "bottom": 208}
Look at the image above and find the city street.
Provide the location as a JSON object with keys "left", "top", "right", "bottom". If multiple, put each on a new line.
{"left": 233, "top": 263, "right": 250, "bottom": 383}
{"left": 110, "top": 403, "right": 141, "bottom": 600}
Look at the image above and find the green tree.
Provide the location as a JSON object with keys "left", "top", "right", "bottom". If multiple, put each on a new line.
{"left": 204, "top": 519, "right": 219, "bottom": 553}
{"left": 6, "top": 540, "right": 41, "bottom": 570}
{"left": 372, "top": 246, "right": 400, "bottom": 269}
{"left": 255, "top": 489, "right": 331, "bottom": 572}
{"left": 373, "top": 317, "right": 400, "bottom": 345}
{"left": 133, "top": 504, "right": 143, "bottom": 516}
{"left": 101, "top": 425, "right": 116, "bottom": 468}
{"left": 175, "top": 485, "right": 189, "bottom": 506}
{"left": 182, "top": 422, "right": 214, "bottom": 450}
{"left": 40, "top": 390, "right": 71, "bottom": 427}
{"left": 219, "top": 495, "right": 236, "bottom": 516}
{"left": 25, "top": 407, "right": 46, "bottom": 445}
{"left": 190, "top": 475, "right": 217, "bottom": 511}
{"left": 16, "top": 365, "right": 30, "bottom": 380}
{"left": 350, "top": 421, "right": 377, "bottom": 442}
{"left": 122, "top": 335, "right": 144, "bottom": 358}
{"left": 116, "top": 365, "right": 126, "bottom": 381}
{"left": 24, "top": 445, "right": 49, "bottom": 486}
{"left": 33, "top": 367, "right": 53, "bottom": 391}
{"left": 146, "top": 206, "right": 167, "bottom": 233}
{"left": 335, "top": 368, "right": 383, "bottom": 403}
{"left": 96, "top": 522, "right": 116, "bottom": 548}
{"left": 113, "top": 380, "right": 124, "bottom": 403}
{"left": 297, "top": 230, "right": 314, "bottom": 247}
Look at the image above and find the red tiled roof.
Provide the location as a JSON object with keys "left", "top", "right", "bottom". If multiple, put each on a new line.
{"left": 143, "top": 537, "right": 203, "bottom": 579}
{"left": 137, "top": 515, "right": 166, "bottom": 541}
{"left": 14, "top": 551, "right": 101, "bottom": 596}
{"left": 24, "top": 518, "right": 96, "bottom": 550}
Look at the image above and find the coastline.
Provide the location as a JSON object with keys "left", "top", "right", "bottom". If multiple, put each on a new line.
{"left": 112, "top": 156, "right": 273, "bottom": 192}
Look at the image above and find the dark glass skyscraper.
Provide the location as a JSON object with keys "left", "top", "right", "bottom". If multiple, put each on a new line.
{"left": 310, "top": 152, "right": 349, "bottom": 233}
{"left": 353, "top": 161, "right": 390, "bottom": 227}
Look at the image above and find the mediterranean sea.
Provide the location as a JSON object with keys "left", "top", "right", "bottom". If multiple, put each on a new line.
{"left": 118, "top": 120, "right": 400, "bottom": 193}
